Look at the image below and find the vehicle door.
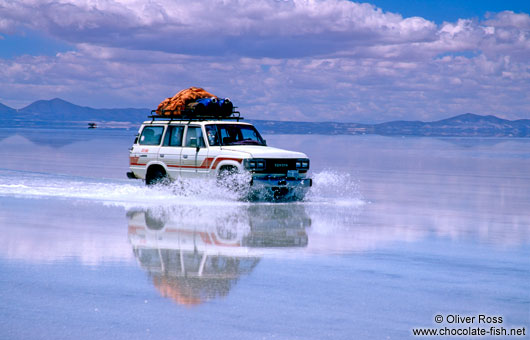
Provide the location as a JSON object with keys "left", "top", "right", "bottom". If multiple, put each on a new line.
{"left": 158, "top": 124, "right": 185, "bottom": 179}
{"left": 181, "top": 125, "right": 209, "bottom": 178}
{"left": 134, "top": 125, "right": 165, "bottom": 167}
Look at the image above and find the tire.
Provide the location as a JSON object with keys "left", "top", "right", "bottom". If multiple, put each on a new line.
{"left": 146, "top": 168, "right": 169, "bottom": 186}
{"left": 144, "top": 211, "right": 165, "bottom": 230}
{"left": 217, "top": 166, "right": 238, "bottom": 185}
{"left": 217, "top": 166, "right": 252, "bottom": 199}
{"left": 217, "top": 166, "right": 244, "bottom": 191}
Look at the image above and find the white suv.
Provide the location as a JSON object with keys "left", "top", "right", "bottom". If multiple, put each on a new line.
{"left": 127, "top": 116, "right": 312, "bottom": 200}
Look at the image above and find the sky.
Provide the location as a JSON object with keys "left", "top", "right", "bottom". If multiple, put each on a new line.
{"left": 0, "top": 0, "right": 529, "bottom": 123}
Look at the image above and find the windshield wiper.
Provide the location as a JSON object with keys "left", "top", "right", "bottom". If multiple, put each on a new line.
{"left": 229, "top": 139, "right": 263, "bottom": 146}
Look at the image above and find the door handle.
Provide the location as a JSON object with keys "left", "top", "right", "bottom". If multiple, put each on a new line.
{"left": 160, "top": 154, "right": 164, "bottom": 158}
{"left": 183, "top": 155, "right": 188, "bottom": 159}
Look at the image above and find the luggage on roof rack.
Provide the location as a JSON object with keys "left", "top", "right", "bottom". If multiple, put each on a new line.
{"left": 186, "top": 97, "right": 234, "bottom": 117}
{"left": 155, "top": 87, "right": 234, "bottom": 118}
{"left": 156, "top": 87, "right": 215, "bottom": 116}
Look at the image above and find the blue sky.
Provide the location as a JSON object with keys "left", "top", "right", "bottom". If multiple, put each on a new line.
{"left": 370, "top": 0, "right": 530, "bottom": 23}
{"left": 0, "top": 0, "right": 529, "bottom": 123}
{"left": 0, "top": 30, "right": 73, "bottom": 59}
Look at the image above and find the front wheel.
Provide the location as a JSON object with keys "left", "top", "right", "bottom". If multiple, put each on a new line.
{"left": 217, "top": 166, "right": 251, "bottom": 194}
{"left": 217, "top": 166, "right": 238, "bottom": 188}
{"left": 146, "top": 168, "right": 169, "bottom": 186}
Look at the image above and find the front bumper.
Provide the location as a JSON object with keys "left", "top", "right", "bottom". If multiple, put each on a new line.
{"left": 248, "top": 175, "right": 311, "bottom": 201}
{"left": 250, "top": 175, "right": 312, "bottom": 189}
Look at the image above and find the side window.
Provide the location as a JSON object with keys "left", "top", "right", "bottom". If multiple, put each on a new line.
{"left": 185, "top": 126, "right": 206, "bottom": 148}
{"left": 163, "top": 126, "right": 184, "bottom": 147}
{"left": 139, "top": 126, "right": 164, "bottom": 145}
{"left": 219, "top": 126, "right": 230, "bottom": 144}
{"left": 205, "top": 125, "right": 220, "bottom": 146}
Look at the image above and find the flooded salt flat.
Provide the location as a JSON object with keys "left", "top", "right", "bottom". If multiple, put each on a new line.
{"left": 0, "top": 128, "right": 529, "bottom": 339}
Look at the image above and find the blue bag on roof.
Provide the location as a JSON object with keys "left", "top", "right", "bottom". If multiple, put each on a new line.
{"left": 218, "top": 98, "right": 233, "bottom": 117}
{"left": 186, "top": 97, "right": 234, "bottom": 117}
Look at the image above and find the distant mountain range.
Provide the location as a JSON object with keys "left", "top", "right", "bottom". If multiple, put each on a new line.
{"left": 1, "top": 98, "right": 529, "bottom": 137}
{"left": 0, "top": 98, "right": 148, "bottom": 126}
{"left": 249, "top": 113, "right": 530, "bottom": 137}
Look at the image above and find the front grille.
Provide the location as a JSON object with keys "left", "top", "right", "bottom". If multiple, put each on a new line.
{"left": 261, "top": 159, "right": 298, "bottom": 174}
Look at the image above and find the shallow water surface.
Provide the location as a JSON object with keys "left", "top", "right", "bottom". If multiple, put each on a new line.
{"left": 0, "top": 128, "right": 529, "bottom": 339}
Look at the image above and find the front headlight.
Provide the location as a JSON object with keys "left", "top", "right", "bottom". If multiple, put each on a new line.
{"left": 296, "top": 158, "right": 310, "bottom": 170}
{"left": 244, "top": 158, "right": 266, "bottom": 170}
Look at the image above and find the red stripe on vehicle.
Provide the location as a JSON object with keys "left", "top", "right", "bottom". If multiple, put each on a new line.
{"left": 165, "top": 157, "right": 242, "bottom": 169}
{"left": 210, "top": 157, "right": 242, "bottom": 169}
{"left": 128, "top": 225, "right": 144, "bottom": 234}
{"left": 210, "top": 233, "right": 241, "bottom": 247}
{"left": 200, "top": 232, "right": 212, "bottom": 244}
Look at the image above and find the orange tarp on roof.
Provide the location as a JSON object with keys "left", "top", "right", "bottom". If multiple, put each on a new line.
{"left": 155, "top": 87, "right": 217, "bottom": 116}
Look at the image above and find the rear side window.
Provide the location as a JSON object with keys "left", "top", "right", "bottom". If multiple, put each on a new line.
{"left": 185, "top": 126, "right": 206, "bottom": 148}
{"left": 139, "top": 126, "right": 164, "bottom": 145}
{"left": 163, "top": 126, "right": 184, "bottom": 147}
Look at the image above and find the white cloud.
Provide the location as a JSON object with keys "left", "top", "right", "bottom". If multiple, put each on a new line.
{"left": 0, "top": 1, "right": 528, "bottom": 121}
{"left": 1, "top": 44, "right": 528, "bottom": 122}
{"left": 0, "top": 0, "right": 437, "bottom": 57}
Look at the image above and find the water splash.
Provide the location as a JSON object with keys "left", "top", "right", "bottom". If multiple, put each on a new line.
{"left": 0, "top": 169, "right": 364, "bottom": 209}
{"left": 306, "top": 170, "right": 364, "bottom": 205}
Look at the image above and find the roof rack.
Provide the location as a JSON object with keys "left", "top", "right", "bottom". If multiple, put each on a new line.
{"left": 147, "top": 108, "right": 243, "bottom": 122}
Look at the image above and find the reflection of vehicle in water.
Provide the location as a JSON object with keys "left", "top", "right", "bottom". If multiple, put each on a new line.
{"left": 127, "top": 204, "right": 310, "bottom": 306}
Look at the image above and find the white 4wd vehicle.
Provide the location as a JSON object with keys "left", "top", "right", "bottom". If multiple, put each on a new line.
{"left": 127, "top": 116, "right": 312, "bottom": 200}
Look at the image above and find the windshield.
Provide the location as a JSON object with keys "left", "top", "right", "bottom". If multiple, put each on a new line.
{"left": 206, "top": 124, "right": 266, "bottom": 146}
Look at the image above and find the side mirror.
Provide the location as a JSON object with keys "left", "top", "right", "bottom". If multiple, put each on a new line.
{"left": 263, "top": 139, "right": 267, "bottom": 146}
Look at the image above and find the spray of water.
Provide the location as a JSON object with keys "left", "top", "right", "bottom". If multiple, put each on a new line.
{"left": 0, "top": 169, "right": 369, "bottom": 261}
{"left": 0, "top": 169, "right": 364, "bottom": 209}
{"left": 306, "top": 170, "right": 364, "bottom": 205}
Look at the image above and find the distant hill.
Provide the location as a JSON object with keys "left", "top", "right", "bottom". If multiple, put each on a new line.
{"left": 370, "top": 113, "right": 530, "bottom": 137}
{"left": 0, "top": 98, "right": 528, "bottom": 137}
{"left": 250, "top": 113, "right": 530, "bottom": 137}
{"left": 249, "top": 120, "right": 370, "bottom": 135}
{"left": 0, "top": 98, "right": 151, "bottom": 127}
{"left": 3, "top": 98, "right": 149, "bottom": 126}
{"left": 0, "top": 102, "right": 16, "bottom": 114}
